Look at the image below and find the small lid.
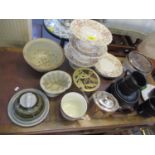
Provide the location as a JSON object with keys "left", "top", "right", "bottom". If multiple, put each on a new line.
{"left": 93, "top": 91, "right": 120, "bottom": 112}
{"left": 128, "top": 51, "right": 152, "bottom": 74}
{"left": 19, "top": 92, "right": 37, "bottom": 108}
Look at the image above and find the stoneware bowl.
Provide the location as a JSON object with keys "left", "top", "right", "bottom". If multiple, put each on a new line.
{"left": 70, "top": 19, "right": 113, "bottom": 46}
{"left": 23, "top": 38, "right": 64, "bottom": 72}
{"left": 40, "top": 70, "right": 72, "bottom": 97}
{"left": 60, "top": 92, "right": 88, "bottom": 121}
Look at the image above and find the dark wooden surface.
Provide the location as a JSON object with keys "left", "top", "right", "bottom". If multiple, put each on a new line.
{"left": 1, "top": 47, "right": 155, "bottom": 135}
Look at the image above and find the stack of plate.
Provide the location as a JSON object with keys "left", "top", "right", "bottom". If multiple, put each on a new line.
{"left": 64, "top": 19, "right": 112, "bottom": 69}
{"left": 8, "top": 89, "right": 50, "bottom": 127}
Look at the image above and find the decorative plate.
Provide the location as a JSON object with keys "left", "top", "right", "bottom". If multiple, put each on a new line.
{"left": 8, "top": 88, "right": 50, "bottom": 127}
{"left": 70, "top": 19, "right": 112, "bottom": 46}
{"left": 73, "top": 68, "right": 101, "bottom": 92}
{"left": 94, "top": 53, "right": 123, "bottom": 78}
{"left": 44, "top": 19, "right": 72, "bottom": 39}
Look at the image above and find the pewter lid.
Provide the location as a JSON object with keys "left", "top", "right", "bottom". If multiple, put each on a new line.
{"left": 93, "top": 91, "right": 120, "bottom": 112}
{"left": 128, "top": 51, "right": 152, "bottom": 74}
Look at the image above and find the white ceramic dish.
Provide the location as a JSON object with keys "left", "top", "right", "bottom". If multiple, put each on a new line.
{"left": 94, "top": 53, "right": 123, "bottom": 78}
{"left": 23, "top": 38, "right": 64, "bottom": 72}
{"left": 70, "top": 19, "right": 112, "bottom": 46}
{"left": 60, "top": 92, "right": 87, "bottom": 121}
{"left": 40, "top": 70, "right": 72, "bottom": 97}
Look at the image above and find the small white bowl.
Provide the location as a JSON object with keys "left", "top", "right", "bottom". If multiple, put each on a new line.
{"left": 60, "top": 92, "right": 87, "bottom": 121}
{"left": 40, "top": 70, "right": 72, "bottom": 97}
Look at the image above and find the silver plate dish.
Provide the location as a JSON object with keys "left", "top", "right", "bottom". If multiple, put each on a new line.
{"left": 8, "top": 88, "right": 50, "bottom": 127}
{"left": 44, "top": 19, "right": 72, "bottom": 39}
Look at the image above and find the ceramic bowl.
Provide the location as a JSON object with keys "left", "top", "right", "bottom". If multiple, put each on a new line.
{"left": 60, "top": 92, "right": 87, "bottom": 121}
{"left": 40, "top": 70, "right": 72, "bottom": 97}
{"left": 94, "top": 53, "right": 123, "bottom": 78}
{"left": 14, "top": 92, "right": 44, "bottom": 118}
{"left": 23, "top": 38, "right": 64, "bottom": 72}
{"left": 70, "top": 19, "right": 113, "bottom": 46}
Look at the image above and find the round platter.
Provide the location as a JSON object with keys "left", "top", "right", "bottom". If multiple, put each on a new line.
{"left": 44, "top": 19, "right": 72, "bottom": 39}
{"left": 8, "top": 88, "right": 50, "bottom": 127}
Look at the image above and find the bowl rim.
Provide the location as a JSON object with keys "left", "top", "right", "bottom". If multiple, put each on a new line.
{"left": 40, "top": 70, "right": 72, "bottom": 94}
{"left": 23, "top": 38, "right": 65, "bottom": 72}
{"left": 60, "top": 92, "right": 88, "bottom": 119}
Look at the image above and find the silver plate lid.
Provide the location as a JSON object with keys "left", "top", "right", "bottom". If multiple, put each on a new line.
{"left": 93, "top": 91, "right": 120, "bottom": 112}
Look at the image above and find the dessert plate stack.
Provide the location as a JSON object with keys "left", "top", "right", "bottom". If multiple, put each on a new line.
{"left": 64, "top": 19, "right": 113, "bottom": 69}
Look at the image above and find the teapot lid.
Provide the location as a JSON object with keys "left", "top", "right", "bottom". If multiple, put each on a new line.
{"left": 92, "top": 91, "right": 120, "bottom": 112}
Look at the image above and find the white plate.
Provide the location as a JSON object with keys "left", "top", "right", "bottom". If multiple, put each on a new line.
{"left": 95, "top": 53, "right": 123, "bottom": 78}
{"left": 8, "top": 88, "right": 50, "bottom": 127}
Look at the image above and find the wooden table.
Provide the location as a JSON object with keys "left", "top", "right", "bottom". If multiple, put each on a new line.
{"left": 0, "top": 47, "right": 155, "bottom": 135}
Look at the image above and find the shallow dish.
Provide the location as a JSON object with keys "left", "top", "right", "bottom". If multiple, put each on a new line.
{"left": 95, "top": 53, "right": 123, "bottom": 78}
{"left": 70, "top": 19, "right": 112, "bottom": 46}
{"left": 60, "top": 92, "right": 87, "bottom": 121}
{"left": 40, "top": 70, "right": 72, "bottom": 97}
{"left": 23, "top": 38, "right": 64, "bottom": 72}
